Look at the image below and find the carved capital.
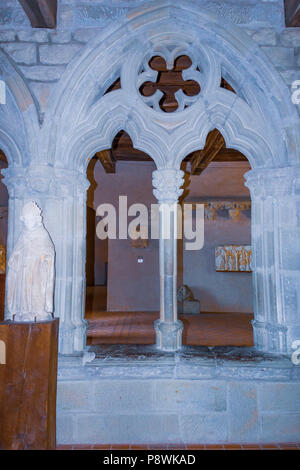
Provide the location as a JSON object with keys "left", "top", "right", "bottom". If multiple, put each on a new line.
{"left": 2, "top": 167, "right": 29, "bottom": 198}
{"left": 2, "top": 166, "right": 89, "bottom": 200}
{"left": 245, "top": 166, "right": 300, "bottom": 199}
{"left": 152, "top": 168, "right": 184, "bottom": 204}
{"left": 49, "top": 169, "right": 89, "bottom": 198}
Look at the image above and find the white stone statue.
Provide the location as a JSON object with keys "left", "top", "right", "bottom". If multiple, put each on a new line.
{"left": 6, "top": 202, "right": 55, "bottom": 322}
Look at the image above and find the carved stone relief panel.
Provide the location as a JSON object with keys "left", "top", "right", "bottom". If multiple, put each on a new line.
{"left": 215, "top": 245, "right": 252, "bottom": 272}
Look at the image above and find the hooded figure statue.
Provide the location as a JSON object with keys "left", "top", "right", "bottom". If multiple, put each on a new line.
{"left": 6, "top": 201, "right": 55, "bottom": 322}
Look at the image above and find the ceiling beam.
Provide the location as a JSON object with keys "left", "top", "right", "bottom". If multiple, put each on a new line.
{"left": 0, "top": 150, "right": 7, "bottom": 165}
{"left": 285, "top": 0, "right": 300, "bottom": 27}
{"left": 18, "top": 0, "right": 57, "bottom": 29}
{"left": 191, "top": 130, "right": 225, "bottom": 175}
{"left": 213, "top": 149, "right": 248, "bottom": 162}
{"left": 96, "top": 150, "right": 116, "bottom": 174}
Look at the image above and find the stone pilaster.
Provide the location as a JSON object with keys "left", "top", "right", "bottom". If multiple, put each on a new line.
{"left": 245, "top": 165, "right": 300, "bottom": 354}
{"left": 2, "top": 165, "right": 89, "bottom": 354}
{"left": 152, "top": 168, "right": 184, "bottom": 352}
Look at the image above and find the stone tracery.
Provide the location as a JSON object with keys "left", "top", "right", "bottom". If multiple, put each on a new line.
{"left": 0, "top": 0, "right": 299, "bottom": 356}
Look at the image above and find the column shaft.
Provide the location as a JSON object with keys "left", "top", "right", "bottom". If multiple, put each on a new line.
{"left": 153, "top": 168, "right": 184, "bottom": 351}
{"left": 245, "top": 166, "right": 300, "bottom": 354}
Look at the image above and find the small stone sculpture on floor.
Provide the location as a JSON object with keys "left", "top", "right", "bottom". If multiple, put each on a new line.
{"left": 177, "top": 285, "right": 200, "bottom": 315}
{"left": 6, "top": 201, "right": 55, "bottom": 322}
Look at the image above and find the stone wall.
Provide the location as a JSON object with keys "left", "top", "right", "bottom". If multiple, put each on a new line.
{"left": 57, "top": 350, "right": 300, "bottom": 444}
{"left": 0, "top": 0, "right": 299, "bottom": 355}
{"left": 0, "top": 1, "right": 299, "bottom": 118}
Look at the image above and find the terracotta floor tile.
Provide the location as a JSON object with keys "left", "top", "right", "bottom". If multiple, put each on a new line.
{"left": 73, "top": 444, "right": 93, "bottom": 450}
{"left": 167, "top": 444, "right": 186, "bottom": 449}
{"left": 186, "top": 445, "right": 205, "bottom": 449}
{"left": 205, "top": 445, "right": 225, "bottom": 450}
{"left": 224, "top": 444, "right": 242, "bottom": 450}
{"left": 56, "top": 442, "right": 300, "bottom": 450}
{"left": 278, "top": 444, "right": 299, "bottom": 450}
{"left": 261, "top": 444, "right": 280, "bottom": 449}
{"left": 148, "top": 445, "right": 168, "bottom": 449}
{"left": 110, "top": 445, "right": 130, "bottom": 449}
{"left": 130, "top": 445, "right": 148, "bottom": 450}
{"left": 93, "top": 444, "right": 112, "bottom": 449}
{"left": 241, "top": 444, "right": 261, "bottom": 450}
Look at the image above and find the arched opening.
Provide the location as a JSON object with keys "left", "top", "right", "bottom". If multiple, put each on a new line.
{"left": 179, "top": 130, "right": 253, "bottom": 346}
{"left": 0, "top": 150, "right": 8, "bottom": 321}
{"left": 85, "top": 131, "right": 160, "bottom": 346}
{"left": 46, "top": 0, "right": 300, "bottom": 355}
{"left": 82, "top": 125, "right": 254, "bottom": 348}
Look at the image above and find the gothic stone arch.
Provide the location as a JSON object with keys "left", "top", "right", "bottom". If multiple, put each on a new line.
{"left": 4, "top": 0, "right": 300, "bottom": 354}
{"left": 0, "top": 49, "right": 41, "bottom": 266}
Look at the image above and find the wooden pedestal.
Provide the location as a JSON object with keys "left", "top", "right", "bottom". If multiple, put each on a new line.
{"left": 0, "top": 274, "right": 5, "bottom": 321}
{"left": 0, "top": 319, "right": 59, "bottom": 450}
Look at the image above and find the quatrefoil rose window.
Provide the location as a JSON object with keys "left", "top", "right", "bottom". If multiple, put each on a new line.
{"left": 138, "top": 55, "right": 201, "bottom": 113}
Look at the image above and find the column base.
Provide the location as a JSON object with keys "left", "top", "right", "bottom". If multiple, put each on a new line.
{"left": 252, "top": 320, "right": 289, "bottom": 354}
{"left": 59, "top": 319, "right": 87, "bottom": 355}
{"left": 154, "top": 319, "right": 183, "bottom": 352}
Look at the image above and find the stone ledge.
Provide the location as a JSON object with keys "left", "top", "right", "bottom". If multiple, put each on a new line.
{"left": 58, "top": 345, "right": 300, "bottom": 381}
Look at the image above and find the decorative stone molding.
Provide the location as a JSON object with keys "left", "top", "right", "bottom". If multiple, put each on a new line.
{"left": 0, "top": 0, "right": 282, "bottom": 30}
{"left": 154, "top": 319, "right": 183, "bottom": 352}
{"left": 138, "top": 53, "right": 201, "bottom": 113}
{"left": 76, "top": 5, "right": 127, "bottom": 26}
{"left": 245, "top": 166, "right": 300, "bottom": 199}
{"left": 2, "top": 166, "right": 90, "bottom": 199}
{"left": 152, "top": 169, "right": 184, "bottom": 204}
{"left": 215, "top": 245, "right": 252, "bottom": 272}
{"left": 252, "top": 320, "right": 288, "bottom": 354}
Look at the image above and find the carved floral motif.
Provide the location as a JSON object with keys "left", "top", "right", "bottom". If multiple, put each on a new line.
{"left": 152, "top": 169, "right": 184, "bottom": 204}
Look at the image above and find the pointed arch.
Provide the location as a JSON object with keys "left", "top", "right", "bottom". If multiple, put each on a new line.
{"left": 0, "top": 49, "right": 40, "bottom": 166}
{"left": 41, "top": 0, "right": 299, "bottom": 171}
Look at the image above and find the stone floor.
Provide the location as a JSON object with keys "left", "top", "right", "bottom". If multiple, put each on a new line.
{"left": 56, "top": 443, "right": 300, "bottom": 450}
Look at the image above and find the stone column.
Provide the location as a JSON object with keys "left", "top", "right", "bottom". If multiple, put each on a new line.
{"left": 245, "top": 165, "right": 300, "bottom": 354}
{"left": 152, "top": 168, "right": 184, "bottom": 351}
{"left": 2, "top": 165, "right": 89, "bottom": 355}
